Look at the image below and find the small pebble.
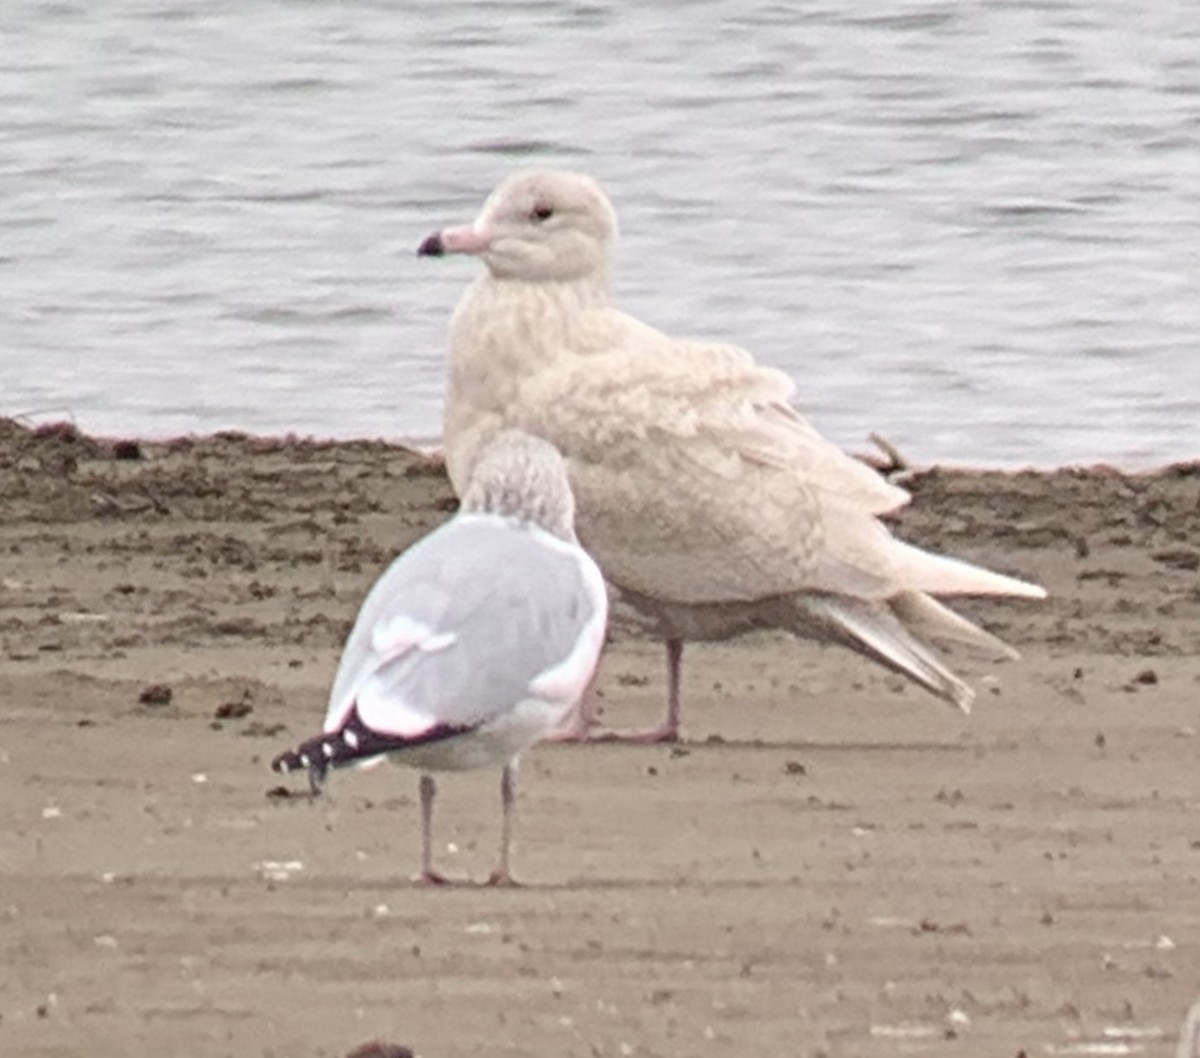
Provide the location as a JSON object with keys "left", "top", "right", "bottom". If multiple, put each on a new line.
{"left": 345, "top": 1044, "right": 416, "bottom": 1058}
{"left": 138, "top": 683, "right": 173, "bottom": 706}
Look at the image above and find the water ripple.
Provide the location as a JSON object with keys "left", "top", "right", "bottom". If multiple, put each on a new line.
{"left": 0, "top": 0, "right": 1196, "bottom": 469}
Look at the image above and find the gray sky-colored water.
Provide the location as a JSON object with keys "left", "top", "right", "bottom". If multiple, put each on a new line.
{"left": 2, "top": 0, "right": 1197, "bottom": 467}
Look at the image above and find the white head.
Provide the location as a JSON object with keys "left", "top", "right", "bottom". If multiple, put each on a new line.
{"left": 460, "top": 430, "right": 578, "bottom": 541}
{"left": 418, "top": 169, "right": 618, "bottom": 284}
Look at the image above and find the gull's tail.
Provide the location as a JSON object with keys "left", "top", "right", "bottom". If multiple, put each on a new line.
{"left": 790, "top": 587, "right": 1033, "bottom": 714}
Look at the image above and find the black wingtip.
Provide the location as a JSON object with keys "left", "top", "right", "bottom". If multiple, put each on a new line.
{"left": 271, "top": 710, "right": 474, "bottom": 793}
{"left": 270, "top": 746, "right": 309, "bottom": 774}
{"left": 272, "top": 725, "right": 373, "bottom": 775}
{"left": 271, "top": 742, "right": 329, "bottom": 795}
{"left": 270, "top": 720, "right": 392, "bottom": 796}
{"left": 416, "top": 232, "right": 445, "bottom": 257}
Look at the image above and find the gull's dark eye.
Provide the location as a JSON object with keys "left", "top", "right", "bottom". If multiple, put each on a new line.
{"left": 530, "top": 203, "right": 554, "bottom": 222}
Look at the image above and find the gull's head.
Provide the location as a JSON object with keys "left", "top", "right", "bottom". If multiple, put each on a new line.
{"left": 461, "top": 430, "right": 578, "bottom": 541}
{"left": 418, "top": 170, "right": 618, "bottom": 283}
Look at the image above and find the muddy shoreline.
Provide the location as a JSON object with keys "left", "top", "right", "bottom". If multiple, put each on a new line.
{"left": 2, "top": 419, "right": 1198, "bottom": 1057}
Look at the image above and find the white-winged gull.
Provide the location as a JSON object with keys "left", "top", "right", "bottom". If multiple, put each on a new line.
{"left": 417, "top": 169, "right": 1046, "bottom": 742}
{"left": 272, "top": 430, "right": 609, "bottom": 885}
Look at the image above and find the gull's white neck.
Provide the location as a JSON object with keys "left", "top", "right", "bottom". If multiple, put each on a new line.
{"left": 455, "top": 272, "right": 610, "bottom": 346}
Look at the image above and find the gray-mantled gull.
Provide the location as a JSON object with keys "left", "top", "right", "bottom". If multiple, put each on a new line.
{"left": 417, "top": 169, "right": 1046, "bottom": 742}
{"left": 272, "top": 430, "right": 608, "bottom": 885}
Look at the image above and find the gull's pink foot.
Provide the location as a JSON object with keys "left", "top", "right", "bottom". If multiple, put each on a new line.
{"left": 546, "top": 686, "right": 606, "bottom": 741}
{"left": 545, "top": 712, "right": 602, "bottom": 742}
{"left": 586, "top": 721, "right": 680, "bottom": 745}
{"left": 415, "top": 869, "right": 454, "bottom": 887}
{"left": 485, "top": 868, "right": 520, "bottom": 888}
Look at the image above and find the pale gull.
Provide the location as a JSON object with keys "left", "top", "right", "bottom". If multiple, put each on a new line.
{"left": 272, "top": 430, "right": 608, "bottom": 885}
{"left": 417, "top": 169, "right": 1046, "bottom": 742}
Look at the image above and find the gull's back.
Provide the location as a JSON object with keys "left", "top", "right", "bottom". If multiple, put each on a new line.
{"left": 324, "top": 514, "right": 604, "bottom": 738}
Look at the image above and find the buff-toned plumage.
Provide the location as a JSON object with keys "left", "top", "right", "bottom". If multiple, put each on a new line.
{"left": 419, "top": 169, "right": 1045, "bottom": 740}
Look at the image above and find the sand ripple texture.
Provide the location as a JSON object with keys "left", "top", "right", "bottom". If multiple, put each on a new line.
{"left": 1, "top": 420, "right": 1199, "bottom": 1056}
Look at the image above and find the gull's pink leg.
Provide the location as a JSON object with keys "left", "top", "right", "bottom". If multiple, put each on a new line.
{"left": 486, "top": 762, "right": 520, "bottom": 887}
{"left": 416, "top": 773, "right": 451, "bottom": 886}
{"left": 586, "top": 638, "right": 684, "bottom": 744}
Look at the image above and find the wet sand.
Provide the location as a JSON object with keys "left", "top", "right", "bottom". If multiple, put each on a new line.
{"left": 1, "top": 418, "right": 1198, "bottom": 1057}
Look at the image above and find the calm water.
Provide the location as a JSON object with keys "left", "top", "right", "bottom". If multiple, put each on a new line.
{"left": 2, "top": 0, "right": 1197, "bottom": 468}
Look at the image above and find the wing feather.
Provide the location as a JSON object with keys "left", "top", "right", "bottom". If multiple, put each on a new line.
{"left": 324, "top": 517, "right": 604, "bottom": 740}
{"left": 504, "top": 313, "right": 910, "bottom": 602}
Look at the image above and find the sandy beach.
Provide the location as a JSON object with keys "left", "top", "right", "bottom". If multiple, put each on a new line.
{"left": 1, "top": 417, "right": 1198, "bottom": 1057}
